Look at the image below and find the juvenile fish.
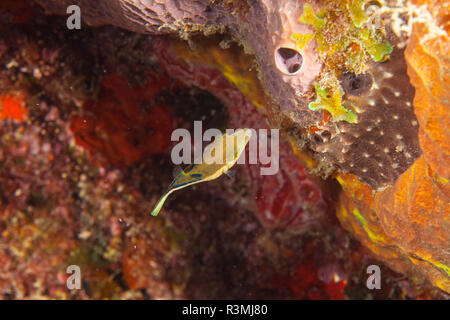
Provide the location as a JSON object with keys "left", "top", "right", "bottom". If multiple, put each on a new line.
{"left": 150, "top": 129, "right": 252, "bottom": 216}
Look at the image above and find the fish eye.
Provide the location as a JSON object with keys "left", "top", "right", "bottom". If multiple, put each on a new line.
{"left": 341, "top": 72, "right": 373, "bottom": 96}
{"left": 190, "top": 173, "right": 202, "bottom": 179}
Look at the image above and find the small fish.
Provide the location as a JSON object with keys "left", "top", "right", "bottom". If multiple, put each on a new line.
{"left": 150, "top": 128, "right": 252, "bottom": 216}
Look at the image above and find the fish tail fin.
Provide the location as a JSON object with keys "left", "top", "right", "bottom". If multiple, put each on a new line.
{"left": 150, "top": 192, "right": 171, "bottom": 216}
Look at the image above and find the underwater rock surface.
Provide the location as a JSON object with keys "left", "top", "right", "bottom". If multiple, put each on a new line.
{"left": 36, "top": 0, "right": 423, "bottom": 189}
{"left": 0, "top": 0, "right": 448, "bottom": 298}
{"left": 37, "top": 0, "right": 449, "bottom": 293}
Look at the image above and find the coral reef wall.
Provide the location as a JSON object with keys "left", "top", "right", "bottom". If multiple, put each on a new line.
{"left": 36, "top": 0, "right": 423, "bottom": 190}
{"left": 6, "top": 0, "right": 449, "bottom": 295}
{"left": 336, "top": 0, "right": 450, "bottom": 293}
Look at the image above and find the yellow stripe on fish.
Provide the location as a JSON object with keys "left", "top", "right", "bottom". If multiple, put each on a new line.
{"left": 150, "top": 129, "right": 252, "bottom": 216}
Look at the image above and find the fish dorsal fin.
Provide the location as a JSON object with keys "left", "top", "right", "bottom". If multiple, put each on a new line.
{"left": 172, "top": 165, "right": 184, "bottom": 178}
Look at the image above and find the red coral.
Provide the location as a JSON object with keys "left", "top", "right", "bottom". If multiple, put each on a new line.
{"left": 0, "top": 94, "right": 28, "bottom": 122}
{"left": 288, "top": 259, "right": 346, "bottom": 300}
{"left": 265, "top": 241, "right": 347, "bottom": 300}
{"left": 70, "top": 72, "right": 175, "bottom": 167}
